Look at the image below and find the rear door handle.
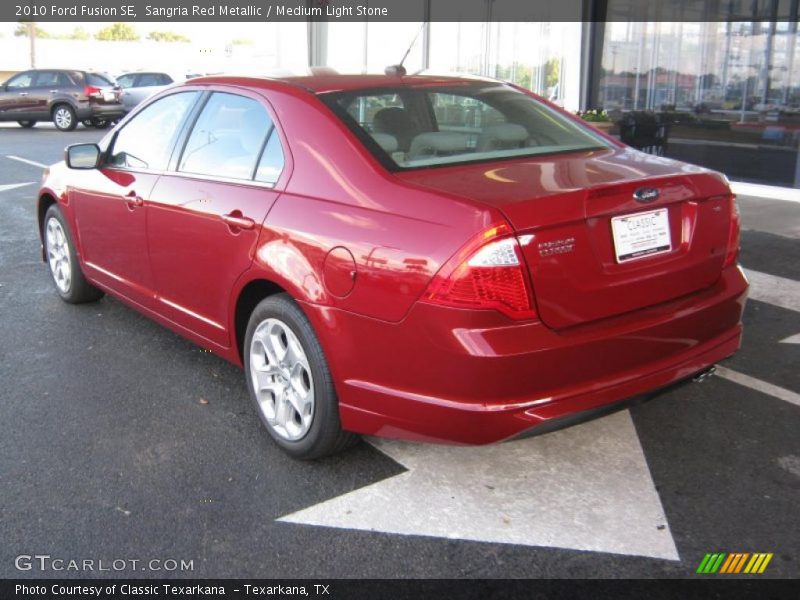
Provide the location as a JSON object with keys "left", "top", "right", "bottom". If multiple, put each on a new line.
{"left": 125, "top": 190, "right": 144, "bottom": 209}
{"left": 18, "top": 92, "right": 28, "bottom": 96}
{"left": 222, "top": 212, "right": 255, "bottom": 230}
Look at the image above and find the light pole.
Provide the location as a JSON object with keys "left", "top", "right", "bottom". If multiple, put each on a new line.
{"left": 28, "top": 22, "right": 36, "bottom": 68}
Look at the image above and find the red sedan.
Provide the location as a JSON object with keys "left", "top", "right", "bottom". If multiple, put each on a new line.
{"left": 37, "top": 74, "right": 748, "bottom": 459}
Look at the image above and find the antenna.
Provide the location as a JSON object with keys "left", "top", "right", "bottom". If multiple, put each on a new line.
{"left": 385, "top": 22, "right": 427, "bottom": 77}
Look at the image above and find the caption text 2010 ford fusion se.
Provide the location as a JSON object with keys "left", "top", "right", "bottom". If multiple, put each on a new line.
{"left": 37, "top": 73, "right": 748, "bottom": 459}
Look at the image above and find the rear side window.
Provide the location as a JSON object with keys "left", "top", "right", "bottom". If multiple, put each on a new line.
{"left": 178, "top": 93, "right": 273, "bottom": 181}
{"left": 255, "top": 132, "right": 285, "bottom": 184}
{"left": 109, "top": 92, "right": 198, "bottom": 170}
{"left": 34, "top": 71, "right": 74, "bottom": 87}
{"left": 86, "top": 73, "right": 113, "bottom": 87}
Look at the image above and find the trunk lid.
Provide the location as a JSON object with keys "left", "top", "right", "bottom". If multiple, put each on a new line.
{"left": 396, "top": 148, "right": 733, "bottom": 329}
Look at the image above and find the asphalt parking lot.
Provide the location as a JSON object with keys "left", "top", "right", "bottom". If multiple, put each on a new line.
{"left": 0, "top": 123, "right": 798, "bottom": 579}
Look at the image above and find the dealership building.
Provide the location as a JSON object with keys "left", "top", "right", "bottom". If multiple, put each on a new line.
{"left": 1, "top": 0, "right": 798, "bottom": 188}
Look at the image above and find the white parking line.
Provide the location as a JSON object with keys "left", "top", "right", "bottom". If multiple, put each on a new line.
{"left": 716, "top": 367, "right": 800, "bottom": 408}
{"left": 0, "top": 182, "right": 35, "bottom": 193}
{"left": 718, "top": 268, "right": 800, "bottom": 406}
{"left": 744, "top": 268, "right": 800, "bottom": 314}
{"left": 731, "top": 181, "right": 800, "bottom": 204}
{"left": 6, "top": 155, "right": 47, "bottom": 169}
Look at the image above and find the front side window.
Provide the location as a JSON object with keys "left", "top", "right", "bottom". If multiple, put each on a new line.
{"left": 6, "top": 72, "right": 33, "bottom": 90}
{"left": 179, "top": 93, "right": 273, "bottom": 181}
{"left": 137, "top": 73, "right": 163, "bottom": 87}
{"left": 322, "top": 84, "right": 609, "bottom": 170}
{"left": 109, "top": 92, "right": 198, "bottom": 170}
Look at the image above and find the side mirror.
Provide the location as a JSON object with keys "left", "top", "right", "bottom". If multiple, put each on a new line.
{"left": 65, "top": 143, "right": 100, "bottom": 169}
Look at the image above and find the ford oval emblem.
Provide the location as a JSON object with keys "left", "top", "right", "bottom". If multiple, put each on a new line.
{"left": 633, "top": 187, "right": 660, "bottom": 203}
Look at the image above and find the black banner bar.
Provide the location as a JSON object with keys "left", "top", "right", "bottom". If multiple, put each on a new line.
{"left": 2, "top": 579, "right": 799, "bottom": 600}
{"left": 5, "top": 0, "right": 800, "bottom": 22}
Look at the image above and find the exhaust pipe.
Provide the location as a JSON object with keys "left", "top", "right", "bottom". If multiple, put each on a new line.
{"left": 693, "top": 365, "right": 717, "bottom": 383}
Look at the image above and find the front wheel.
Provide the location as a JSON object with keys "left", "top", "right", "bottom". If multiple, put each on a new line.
{"left": 244, "top": 294, "right": 357, "bottom": 459}
{"left": 44, "top": 205, "right": 104, "bottom": 303}
{"left": 52, "top": 104, "right": 77, "bottom": 131}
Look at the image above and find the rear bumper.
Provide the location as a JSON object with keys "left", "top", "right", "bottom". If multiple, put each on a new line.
{"left": 303, "top": 265, "right": 748, "bottom": 444}
{"left": 75, "top": 103, "right": 125, "bottom": 120}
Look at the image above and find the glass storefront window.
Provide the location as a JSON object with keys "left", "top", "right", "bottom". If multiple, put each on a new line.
{"left": 599, "top": 19, "right": 800, "bottom": 188}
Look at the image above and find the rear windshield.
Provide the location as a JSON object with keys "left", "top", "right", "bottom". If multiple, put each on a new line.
{"left": 86, "top": 73, "right": 114, "bottom": 87}
{"left": 320, "top": 83, "right": 609, "bottom": 170}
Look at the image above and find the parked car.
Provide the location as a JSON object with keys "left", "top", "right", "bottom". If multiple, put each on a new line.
{"left": 116, "top": 71, "right": 175, "bottom": 112}
{"left": 0, "top": 69, "right": 124, "bottom": 131}
{"left": 36, "top": 74, "right": 747, "bottom": 459}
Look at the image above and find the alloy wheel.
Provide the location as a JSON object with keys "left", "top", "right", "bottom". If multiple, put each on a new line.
{"left": 46, "top": 217, "right": 72, "bottom": 293}
{"left": 54, "top": 107, "right": 73, "bottom": 130}
{"left": 249, "top": 318, "right": 315, "bottom": 441}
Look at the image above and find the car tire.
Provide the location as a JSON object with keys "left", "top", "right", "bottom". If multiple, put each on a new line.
{"left": 52, "top": 104, "right": 77, "bottom": 131}
{"left": 43, "top": 205, "right": 104, "bottom": 304}
{"left": 17, "top": 120, "right": 36, "bottom": 128}
{"left": 92, "top": 119, "right": 110, "bottom": 129}
{"left": 81, "top": 119, "right": 93, "bottom": 128}
{"left": 244, "top": 293, "right": 358, "bottom": 459}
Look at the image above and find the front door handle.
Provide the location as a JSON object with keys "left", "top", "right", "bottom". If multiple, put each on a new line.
{"left": 222, "top": 212, "right": 255, "bottom": 230}
{"left": 18, "top": 92, "right": 28, "bottom": 96}
{"left": 125, "top": 190, "right": 144, "bottom": 209}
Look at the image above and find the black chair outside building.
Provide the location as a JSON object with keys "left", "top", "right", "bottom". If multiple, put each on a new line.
{"left": 617, "top": 112, "right": 671, "bottom": 155}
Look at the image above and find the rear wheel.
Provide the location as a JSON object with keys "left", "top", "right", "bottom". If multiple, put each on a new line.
{"left": 17, "top": 120, "right": 36, "bottom": 128}
{"left": 44, "top": 205, "right": 104, "bottom": 304}
{"left": 52, "top": 104, "right": 77, "bottom": 131}
{"left": 244, "top": 294, "right": 357, "bottom": 459}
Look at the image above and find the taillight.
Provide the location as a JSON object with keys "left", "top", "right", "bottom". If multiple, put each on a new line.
{"left": 723, "top": 195, "right": 741, "bottom": 268}
{"left": 423, "top": 223, "right": 537, "bottom": 320}
{"left": 83, "top": 85, "right": 102, "bottom": 98}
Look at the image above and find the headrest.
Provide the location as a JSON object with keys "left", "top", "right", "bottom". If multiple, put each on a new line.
{"left": 408, "top": 132, "right": 470, "bottom": 159}
{"left": 371, "top": 132, "right": 399, "bottom": 153}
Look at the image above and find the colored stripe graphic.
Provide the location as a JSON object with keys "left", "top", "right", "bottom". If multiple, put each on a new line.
{"left": 719, "top": 554, "right": 736, "bottom": 573}
{"left": 696, "top": 553, "right": 713, "bottom": 573}
{"left": 697, "top": 553, "right": 727, "bottom": 573}
{"left": 733, "top": 553, "right": 749, "bottom": 573}
{"left": 759, "top": 554, "right": 773, "bottom": 573}
{"left": 699, "top": 552, "right": 773, "bottom": 574}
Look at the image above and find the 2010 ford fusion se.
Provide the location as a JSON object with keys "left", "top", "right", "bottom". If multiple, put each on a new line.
{"left": 37, "top": 74, "right": 748, "bottom": 459}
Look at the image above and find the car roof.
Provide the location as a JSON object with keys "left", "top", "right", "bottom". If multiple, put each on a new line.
{"left": 187, "top": 73, "right": 501, "bottom": 95}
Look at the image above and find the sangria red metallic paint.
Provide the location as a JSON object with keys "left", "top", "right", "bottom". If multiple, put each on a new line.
{"left": 37, "top": 75, "right": 748, "bottom": 450}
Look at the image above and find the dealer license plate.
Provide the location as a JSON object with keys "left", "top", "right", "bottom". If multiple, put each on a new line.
{"left": 611, "top": 208, "right": 671, "bottom": 263}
